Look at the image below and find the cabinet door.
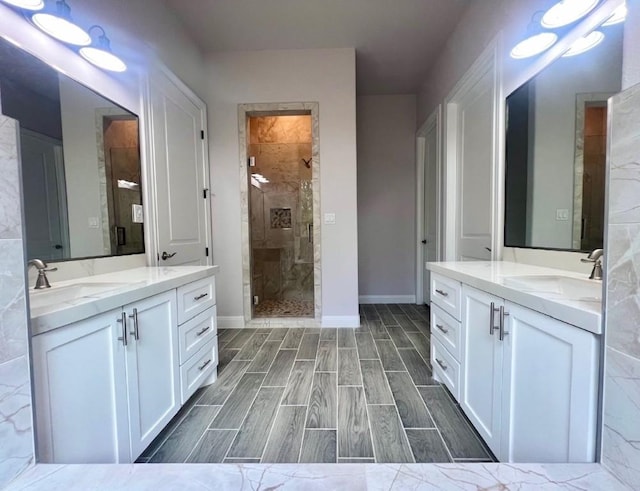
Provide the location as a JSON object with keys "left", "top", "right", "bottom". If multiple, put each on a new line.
{"left": 31, "top": 310, "right": 130, "bottom": 463}
{"left": 124, "top": 290, "right": 180, "bottom": 458}
{"left": 501, "top": 302, "right": 599, "bottom": 462}
{"left": 461, "top": 285, "right": 503, "bottom": 455}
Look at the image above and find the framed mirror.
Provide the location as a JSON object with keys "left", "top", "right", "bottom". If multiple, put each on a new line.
{"left": 0, "top": 37, "right": 144, "bottom": 262}
{"left": 504, "top": 22, "right": 623, "bottom": 251}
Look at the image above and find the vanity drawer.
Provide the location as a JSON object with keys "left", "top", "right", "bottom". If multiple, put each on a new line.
{"left": 431, "top": 273, "right": 461, "bottom": 321}
{"left": 177, "top": 276, "right": 216, "bottom": 324}
{"left": 180, "top": 338, "right": 217, "bottom": 404}
{"left": 431, "top": 303, "right": 461, "bottom": 361}
{"left": 431, "top": 335, "right": 461, "bottom": 402}
{"left": 179, "top": 306, "right": 217, "bottom": 364}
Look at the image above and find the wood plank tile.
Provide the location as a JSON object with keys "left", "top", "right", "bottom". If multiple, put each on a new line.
{"left": 385, "top": 371, "right": 435, "bottom": 429}
{"left": 281, "top": 328, "right": 304, "bottom": 349}
{"left": 355, "top": 332, "right": 378, "bottom": 360}
{"left": 262, "top": 406, "right": 306, "bottom": 463}
{"left": 299, "top": 430, "right": 337, "bottom": 463}
{"left": 226, "top": 387, "right": 284, "bottom": 458}
{"left": 387, "top": 304, "right": 404, "bottom": 314}
{"left": 150, "top": 406, "right": 220, "bottom": 463}
{"left": 361, "top": 305, "right": 379, "bottom": 321}
{"left": 418, "top": 386, "right": 490, "bottom": 459}
{"left": 186, "top": 430, "right": 236, "bottom": 463}
{"left": 367, "top": 319, "right": 390, "bottom": 340}
{"left": 263, "top": 350, "right": 297, "bottom": 386}
{"left": 405, "top": 331, "right": 431, "bottom": 364}
{"left": 395, "top": 314, "right": 420, "bottom": 333}
{"left": 315, "top": 340, "right": 338, "bottom": 371}
{"left": 197, "top": 360, "right": 250, "bottom": 405}
{"left": 410, "top": 318, "right": 430, "bottom": 335}
{"left": 320, "top": 328, "right": 337, "bottom": 341}
{"left": 282, "top": 360, "right": 314, "bottom": 405}
{"left": 224, "top": 458, "right": 261, "bottom": 463}
{"left": 297, "top": 333, "right": 320, "bottom": 360}
{"left": 256, "top": 328, "right": 272, "bottom": 334}
{"left": 306, "top": 372, "right": 337, "bottom": 428}
{"left": 368, "top": 405, "right": 414, "bottom": 463}
{"left": 378, "top": 310, "right": 399, "bottom": 326}
{"left": 338, "top": 387, "right": 373, "bottom": 458}
{"left": 339, "top": 458, "right": 375, "bottom": 463}
{"left": 338, "top": 329, "right": 356, "bottom": 348}
{"left": 224, "top": 329, "right": 258, "bottom": 349}
{"left": 218, "top": 329, "right": 241, "bottom": 345}
{"left": 235, "top": 333, "right": 269, "bottom": 361}
{"left": 387, "top": 327, "right": 414, "bottom": 348}
{"left": 374, "top": 339, "right": 406, "bottom": 371}
{"left": 304, "top": 328, "right": 321, "bottom": 334}
{"left": 268, "top": 328, "right": 290, "bottom": 341}
{"left": 360, "top": 360, "right": 393, "bottom": 404}
{"left": 406, "top": 429, "right": 452, "bottom": 463}
{"left": 246, "top": 341, "right": 281, "bottom": 372}
{"left": 209, "top": 373, "right": 265, "bottom": 429}
{"left": 338, "top": 349, "right": 362, "bottom": 385}
{"left": 217, "top": 348, "right": 239, "bottom": 373}
{"left": 398, "top": 349, "right": 435, "bottom": 385}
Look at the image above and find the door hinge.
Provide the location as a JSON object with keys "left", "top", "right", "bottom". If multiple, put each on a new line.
{"left": 200, "top": 130, "right": 205, "bottom": 140}
{"left": 205, "top": 247, "right": 209, "bottom": 257}
{"left": 203, "top": 188, "right": 208, "bottom": 199}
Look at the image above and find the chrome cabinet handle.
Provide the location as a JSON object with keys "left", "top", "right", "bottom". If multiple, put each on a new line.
{"left": 117, "top": 312, "right": 127, "bottom": 346}
{"left": 499, "top": 306, "right": 510, "bottom": 341}
{"left": 436, "top": 358, "right": 448, "bottom": 371}
{"left": 435, "top": 289, "right": 448, "bottom": 297}
{"left": 196, "top": 325, "right": 210, "bottom": 336}
{"left": 489, "top": 302, "right": 500, "bottom": 335}
{"left": 128, "top": 308, "right": 139, "bottom": 340}
{"left": 436, "top": 324, "right": 449, "bottom": 334}
{"left": 161, "top": 251, "right": 177, "bottom": 260}
{"left": 198, "top": 359, "right": 212, "bottom": 371}
{"left": 194, "top": 293, "right": 208, "bottom": 301}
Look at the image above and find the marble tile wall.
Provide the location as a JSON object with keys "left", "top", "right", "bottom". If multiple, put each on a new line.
{"left": 602, "top": 81, "right": 640, "bottom": 488}
{"left": 0, "top": 115, "right": 34, "bottom": 488}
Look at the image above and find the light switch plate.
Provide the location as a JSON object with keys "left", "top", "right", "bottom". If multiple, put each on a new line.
{"left": 132, "top": 204, "right": 144, "bottom": 223}
{"left": 324, "top": 213, "right": 336, "bottom": 224}
{"left": 556, "top": 209, "right": 569, "bottom": 221}
{"left": 88, "top": 217, "right": 99, "bottom": 229}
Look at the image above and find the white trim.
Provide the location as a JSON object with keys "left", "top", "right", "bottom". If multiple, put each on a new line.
{"left": 217, "top": 316, "right": 246, "bottom": 329}
{"left": 359, "top": 295, "right": 417, "bottom": 304}
{"left": 321, "top": 316, "right": 361, "bottom": 328}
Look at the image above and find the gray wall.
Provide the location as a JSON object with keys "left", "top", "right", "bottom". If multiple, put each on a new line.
{"left": 357, "top": 95, "right": 416, "bottom": 301}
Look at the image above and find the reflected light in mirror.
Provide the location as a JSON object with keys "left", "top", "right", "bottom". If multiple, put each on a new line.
{"left": 510, "top": 32, "right": 558, "bottom": 59}
{"left": 79, "top": 46, "right": 127, "bottom": 72}
{"left": 0, "top": 0, "right": 44, "bottom": 10}
{"left": 541, "top": 0, "right": 599, "bottom": 29}
{"left": 562, "top": 31, "right": 605, "bottom": 57}
{"left": 602, "top": 3, "right": 627, "bottom": 26}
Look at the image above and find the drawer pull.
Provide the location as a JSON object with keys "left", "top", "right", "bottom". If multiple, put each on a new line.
{"left": 198, "top": 359, "right": 212, "bottom": 371}
{"left": 435, "top": 324, "right": 449, "bottom": 334}
{"left": 435, "top": 289, "right": 448, "bottom": 297}
{"left": 196, "top": 326, "right": 211, "bottom": 337}
{"left": 194, "top": 293, "right": 209, "bottom": 301}
{"left": 436, "top": 358, "right": 448, "bottom": 371}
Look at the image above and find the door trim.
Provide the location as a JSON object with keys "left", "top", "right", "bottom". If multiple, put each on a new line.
{"left": 238, "top": 102, "right": 321, "bottom": 324}
{"left": 415, "top": 105, "right": 442, "bottom": 305}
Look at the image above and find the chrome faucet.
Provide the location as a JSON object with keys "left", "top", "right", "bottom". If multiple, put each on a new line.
{"left": 27, "top": 259, "right": 57, "bottom": 289}
{"left": 581, "top": 249, "right": 603, "bottom": 280}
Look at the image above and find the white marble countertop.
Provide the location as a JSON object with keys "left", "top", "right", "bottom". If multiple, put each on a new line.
{"left": 28, "top": 266, "right": 219, "bottom": 336}
{"left": 4, "top": 462, "right": 630, "bottom": 490}
{"left": 427, "top": 261, "right": 603, "bottom": 334}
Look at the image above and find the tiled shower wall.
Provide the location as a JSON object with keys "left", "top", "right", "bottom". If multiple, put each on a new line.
{"left": 602, "top": 81, "right": 640, "bottom": 487}
{"left": 0, "top": 115, "right": 33, "bottom": 487}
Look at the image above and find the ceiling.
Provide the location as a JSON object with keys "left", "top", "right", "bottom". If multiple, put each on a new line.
{"left": 163, "top": 0, "right": 470, "bottom": 95}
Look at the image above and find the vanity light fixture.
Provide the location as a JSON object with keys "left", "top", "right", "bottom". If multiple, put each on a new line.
{"left": 562, "top": 30, "right": 605, "bottom": 57}
{"left": 0, "top": 0, "right": 44, "bottom": 10}
{"left": 31, "top": 0, "right": 91, "bottom": 46}
{"left": 79, "top": 25, "right": 127, "bottom": 72}
{"left": 541, "top": 0, "right": 600, "bottom": 29}
{"left": 510, "top": 12, "right": 558, "bottom": 59}
{"left": 602, "top": 2, "right": 627, "bottom": 26}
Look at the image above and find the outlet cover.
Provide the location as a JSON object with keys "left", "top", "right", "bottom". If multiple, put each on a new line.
{"left": 88, "top": 216, "right": 99, "bottom": 228}
{"left": 324, "top": 213, "right": 336, "bottom": 225}
{"left": 556, "top": 209, "right": 569, "bottom": 221}
{"left": 132, "top": 204, "right": 144, "bottom": 223}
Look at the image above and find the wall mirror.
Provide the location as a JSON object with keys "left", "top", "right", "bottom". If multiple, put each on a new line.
{"left": 0, "top": 37, "right": 144, "bottom": 262}
{"left": 504, "top": 22, "right": 623, "bottom": 251}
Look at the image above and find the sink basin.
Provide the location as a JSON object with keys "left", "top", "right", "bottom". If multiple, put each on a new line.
{"left": 29, "top": 282, "right": 131, "bottom": 310}
{"left": 502, "top": 275, "right": 602, "bottom": 302}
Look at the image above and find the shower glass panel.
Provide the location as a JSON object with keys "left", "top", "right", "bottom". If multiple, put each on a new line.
{"left": 248, "top": 115, "right": 314, "bottom": 318}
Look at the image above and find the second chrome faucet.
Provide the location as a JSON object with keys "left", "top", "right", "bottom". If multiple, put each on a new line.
{"left": 581, "top": 249, "right": 603, "bottom": 280}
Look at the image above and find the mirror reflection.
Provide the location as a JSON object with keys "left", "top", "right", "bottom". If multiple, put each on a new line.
{"left": 504, "top": 23, "right": 623, "bottom": 251}
{"left": 0, "top": 37, "right": 144, "bottom": 262}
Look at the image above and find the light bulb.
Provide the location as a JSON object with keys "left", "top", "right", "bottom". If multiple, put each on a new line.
{"left": 541, "top": 0, "right": 600, "bottom": 29}
{"left": 32, "top": 12, "right": 91, "bottom": 46}
{"left": 80, "top": 46, "right": 127, "bottom": 72}
{"left": 0, "top": 0, "right": 44, "bottom": 10}
{"left": 510, "top": 32, "right": 558, "bottom": 59}
{"left": 562, "top": 31, "right": 605, "bottom": 57}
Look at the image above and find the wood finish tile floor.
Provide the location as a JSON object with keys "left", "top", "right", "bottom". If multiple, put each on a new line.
{"left": 139, "top": 304, "right": 495, "bottom": 464}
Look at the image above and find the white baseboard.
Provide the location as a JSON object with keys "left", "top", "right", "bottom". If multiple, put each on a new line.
{"left": 217, "top": 316, "right": 245, "bottom": 328}
{"left": 358, "top": 295, "right": 416, "bottom": 304}
{"left": 321, "top": 315, "right": 361, "bottom": 328}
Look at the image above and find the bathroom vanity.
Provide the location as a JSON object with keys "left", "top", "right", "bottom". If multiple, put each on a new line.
{"left": 427, "top": 261, "right": 601, "bottom": 464}
{"left": 29, "top": 266, "right": 219, "bottom": 464}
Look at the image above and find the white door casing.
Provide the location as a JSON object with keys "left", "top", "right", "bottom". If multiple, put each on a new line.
{"left": 145, "top": 64, "right": 211, "bottom": 266}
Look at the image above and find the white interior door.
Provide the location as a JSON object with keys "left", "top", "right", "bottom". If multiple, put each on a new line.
{"left": 147, "top": 66, "right": 210, "bottom": 266}
{"left": 422, "top": 119, "right": 439, "bottom": 305}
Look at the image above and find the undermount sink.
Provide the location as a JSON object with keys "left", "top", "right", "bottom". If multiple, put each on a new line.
{"left": 502, "top": 275, "right": 602, "bottom": 302}
{"left": 29, "top": 282, "right": 131, "bottom": 310}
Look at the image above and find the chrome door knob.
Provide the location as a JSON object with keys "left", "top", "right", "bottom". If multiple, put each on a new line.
{"left": 161, "top": 251, "right": 177, "bottom": 260}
